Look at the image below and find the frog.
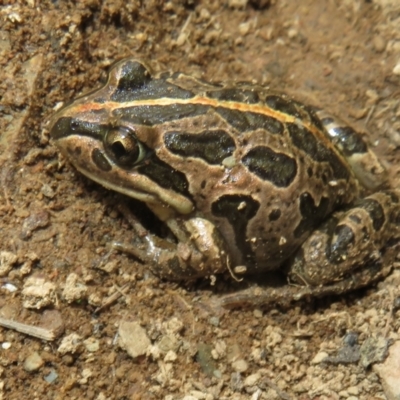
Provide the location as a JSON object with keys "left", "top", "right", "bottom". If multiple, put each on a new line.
{"left": 49, "top": 58, "right": 400, "bottom": 307}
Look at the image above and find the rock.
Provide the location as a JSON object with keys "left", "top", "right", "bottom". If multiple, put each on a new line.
{"left": 84, "top": 337, "right": 100, "bottom": 352}
{"left": 244, "top": 372, "right": 261, "bottom": 387}
{"left": 228, "top": 0, "right": 247, "bottom": 8}
{"left": 164, "top": 350, "right": 177, "bottom": 362}
{"left": 43, "top": 369, "right": 58, "bottom": 383}
{"left": 0, "top": 251, "right": 17, "bottom": 276}
{"left": 24, "top": 351, "right": 44, "bottom": 372}
{"left": 360, "top": 336, "right": 391, "bottom": 368}
{"left": 347, "top": 386, "right": 359, "bottom": 396}
{"left": 62, "top": 273, "right": 88, "bottom": 303}
{"left": 372, "top": 35, "right": 386, "bottom": 52}
{"left": 393, "top": 62, "right": 400, "bottom": 76}
{"left": 373, "top": 340, "right": 400, "bottom": 400}
{"left": 157, "top": 334, "right": 181, "bottom": 353}
{"left": 118, "top": 320, "right": 151, "bottom": 358}
{"left": 231, "top": 359, "right": 248, "bottom": 372}
{"left": 57, "top": 333, "right": 82, "bottom": 355}
{"left": 22, "top": 275, "right": 57, "bottom": 309}
{"left": 311, "top": 351, "right": 329, "bottom": 364}
{"left": 20, "top": 210, "right": 50, "bottom": 240}
{"left": 196, "top": 343, "right": 217, "bottom": 377}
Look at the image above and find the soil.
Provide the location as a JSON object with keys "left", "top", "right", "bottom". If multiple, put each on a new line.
{"left": 1, "top": 0, "right": 400, "bottom": 399}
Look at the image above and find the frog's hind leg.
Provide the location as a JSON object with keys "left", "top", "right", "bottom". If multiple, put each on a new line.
{"left": 217, "top": 262, "right": 391, "bottom": 309}
{"left": 216, "top": 190, "right": 400, "bottom": 309}
{"left": 287, "top": 190, "right": 400, "bottom": 289}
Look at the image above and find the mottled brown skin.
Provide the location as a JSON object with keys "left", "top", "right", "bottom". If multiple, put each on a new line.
{"left": 50, "top": 59, "right": 400, "bottom": 306}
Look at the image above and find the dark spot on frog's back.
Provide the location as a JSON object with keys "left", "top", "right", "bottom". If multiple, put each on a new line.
{"left": 92, "top": 148, "right": 112, "bottom": 172}
{"left": 304, "top": 105, "right": 325, "bottom": 131}
{"left": 164, "top": 130, "right": 236, "bottom": 164}
{"left": 242, "top": 146, "right": 297, "bottom": 187}
{"left": 206, "top": 88, "right": 260, "bottom": 103}
{"left": 113, "top": 104, "right": 209, "bottom": 126}
{"left": 294, "top": 192, "right": 330, "bottom": 238}
{"left": 212, "top": 195, "right": 260, "bottom": 264}
{"left": 287, "top": 122, "right": 350, "bottom": 181}
{"left": 265, "top": 95, "right": 301, "bottom": 118}
{"left": 215, "top": 108, "right": 283, "bottom": 134}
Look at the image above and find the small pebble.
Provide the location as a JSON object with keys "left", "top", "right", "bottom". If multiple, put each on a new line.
{"left": 57, "top": 333, "right": 82, "bottom": 355}
{"left": 347, "top": 386, "right": 359, "bottom": 395}
{"left": 164, "top": 350, "right": 177, "bottom": 362}
{"left": 213, "top": 369, "right": 222, "bottom": 379}
{"left": 118, "top": 320, "right": 151, "bottom": 359}
{"left": 24, "top": 351, "right": 44, "bottom": 372}
{"left": 2, "top": 283, "right": 17, "bottom": 292}
{"left": 231, "top": 359, "right": 248, "bottom": 372}
{"left": 209, "top": 316, "right": 219, "bottom": 327}
{"left": 199, "top": 8, "right": 210, "bottom": 21}
{"left": 244, "top": 372, "right": 261, "bottom": 386}
{"left": 2, "top": 342, "right": 11, "bottom": 349}
{"left": 393, "top": 62, "right": 400, "bottom": 76}
{"left": 228, "top": 0, "right": 247, "bottom": 8}
{"left": 44, "top": 369, "right": 58, "bottom": 383}
{"left": 158, "top": 334, "right": 180, "bottom": 353}
{"left": 84, "top": 338, "right": 100, "bottom": 352}
{"left": 373, "top": 340, "right": 400, "bottom": 400}
{"left": 343, "top": 332, "right": 359, "bottom": 347}
{"left": 373, "top": 35, "right": 386, "bottom": 53}
{"left": 239, "top": 22, "right": 251, "bottom": 36}
{"left": 311, "top": 351, "right": 328, "bottom": 364}
{"left": 393, "top": 297, "right": 400, "bottom": 310}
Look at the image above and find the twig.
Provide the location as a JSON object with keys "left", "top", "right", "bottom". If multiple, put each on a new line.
{"left": 0, "top": 316, "right": 64, "bottom": 341}
{"left": 94, "top": 283, "right": 131, "bottom": 313}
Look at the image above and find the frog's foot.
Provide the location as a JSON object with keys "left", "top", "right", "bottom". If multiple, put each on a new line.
{"left": 215, "top": 259, "right": 392, "bottom": 309}
{"left": 288, "top": 190, "right": 400, "bottom": 287}
{"left": 112, "top": 204, "right": 230, "bottom": 280}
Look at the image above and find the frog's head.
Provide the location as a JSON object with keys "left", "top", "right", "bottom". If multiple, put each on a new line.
{"left": 49, "top": 59, "right": 194, "bottom": 215}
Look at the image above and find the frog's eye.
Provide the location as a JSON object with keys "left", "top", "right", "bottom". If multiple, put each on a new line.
{"left": 104, "top": 127, "right": 146, "bottom": 168}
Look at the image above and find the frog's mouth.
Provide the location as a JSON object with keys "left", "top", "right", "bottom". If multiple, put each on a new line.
{"left": 53, "top": 134, "right": 194, "bottom": 215}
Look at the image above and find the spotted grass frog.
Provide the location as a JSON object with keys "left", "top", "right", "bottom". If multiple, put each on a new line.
{"left": 49, "top": 59, "right": 400, "bottom": 307}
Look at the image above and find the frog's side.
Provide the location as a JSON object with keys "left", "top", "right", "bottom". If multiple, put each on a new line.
{"left": 50, "top": 58, "right": 400, "bottom": 306}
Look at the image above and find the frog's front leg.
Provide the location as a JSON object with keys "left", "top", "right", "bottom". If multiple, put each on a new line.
{"left": 288, "top": 190, "right": 400, "bottom": 288}
{"left": 113, "top": 204, "right": 230, "bottom": 280}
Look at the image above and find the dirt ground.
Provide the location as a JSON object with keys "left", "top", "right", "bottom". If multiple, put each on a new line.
{"left": 1, "top": 0, "right": 400, "bottom": 399}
